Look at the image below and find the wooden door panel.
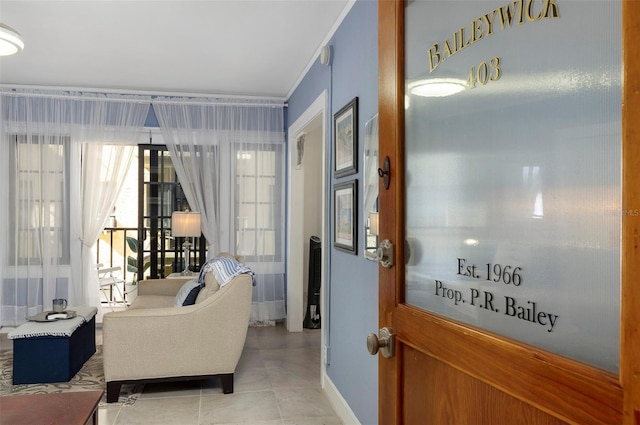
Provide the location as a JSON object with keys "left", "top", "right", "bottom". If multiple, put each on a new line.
{"left": 403, "top": 345, "right": 566, "bottom": 425}
{"left": 397, "top": 305, "right": 622, "bottom": 424}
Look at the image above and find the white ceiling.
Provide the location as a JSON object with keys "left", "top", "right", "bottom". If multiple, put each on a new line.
{"left": 0, "top": 0, "right": 351, "bottom": 99}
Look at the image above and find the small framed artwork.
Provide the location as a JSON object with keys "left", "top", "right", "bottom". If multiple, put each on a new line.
{"left": 334, "top": 179, "right": 358, "bottom": 254}
{"left": 334, "top": 97, "right": 358, "bottom": 178}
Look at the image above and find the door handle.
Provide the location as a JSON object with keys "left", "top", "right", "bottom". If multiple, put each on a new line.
{"left": 367, "top": 327, "right": 395, "bottom": 358}
{"left": 376, "top": 239, "right": 394, "bottom": 268}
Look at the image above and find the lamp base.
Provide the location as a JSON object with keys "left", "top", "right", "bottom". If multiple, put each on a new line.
{"left": 181, "top": 241, "right": 193, "bottom": 276}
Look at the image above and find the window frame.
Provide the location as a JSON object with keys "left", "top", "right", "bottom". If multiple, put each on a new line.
{"left": 9, "top": 133, "right": 71, "bottom": 265}
{"left": 233, "top": 142, "right": 285, "bottom": 263}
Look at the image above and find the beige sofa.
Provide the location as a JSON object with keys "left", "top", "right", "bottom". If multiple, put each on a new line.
{"left": 102, "top": 259, "right": 252, "bottom": 403}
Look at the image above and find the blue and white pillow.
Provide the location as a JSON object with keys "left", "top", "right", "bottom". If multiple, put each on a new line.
{"left": 174, "top": 279, "right": 204, "bottom": 307}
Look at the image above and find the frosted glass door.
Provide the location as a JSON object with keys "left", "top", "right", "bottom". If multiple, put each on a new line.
{"left": 404, "top": 0, "right": 621, "bottom": 372}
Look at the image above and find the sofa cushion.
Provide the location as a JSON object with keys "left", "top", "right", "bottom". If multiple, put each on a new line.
{"left": 174, "top": 279, "right": 203, "bottom": 306}
{"left": 195, "top": 271, "right": 221, "bottom": 304}
{"left": 129, "top": 295, "right": 175, "bottom": 309}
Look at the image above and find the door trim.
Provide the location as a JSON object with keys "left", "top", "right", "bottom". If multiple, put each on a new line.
{"left": 622, "top": 1, "right": 640, "bottom": 422}
{"left": 285, "top": 90, "right": 328, "bottom": 343}
{"left": 378, "top": 1, "right": 404, "bottom": 423}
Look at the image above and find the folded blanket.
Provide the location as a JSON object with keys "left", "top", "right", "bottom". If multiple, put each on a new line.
{"left": 199, "top": 256, "right": 256, "bottom": 287}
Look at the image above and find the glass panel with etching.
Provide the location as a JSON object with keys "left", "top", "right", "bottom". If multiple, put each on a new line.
{"left": 404, "top": 0, "right": 621, "bottom": 372}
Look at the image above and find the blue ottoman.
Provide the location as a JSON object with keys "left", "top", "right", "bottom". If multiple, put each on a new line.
{"left": 9, "top": 307, "right": 97, "bottom": 385}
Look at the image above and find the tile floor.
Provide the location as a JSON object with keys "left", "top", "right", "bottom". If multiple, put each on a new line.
{"left": 97, "top": 324, "right": 343, "bottom": 425}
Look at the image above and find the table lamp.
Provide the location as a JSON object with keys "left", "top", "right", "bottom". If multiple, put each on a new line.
{"left": 171, "top": 211, "right": 201, "bottom": 275}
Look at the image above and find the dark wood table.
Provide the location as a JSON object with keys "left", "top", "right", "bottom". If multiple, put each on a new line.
{"left": 0, "top": 390, "right": 104, "bottom": 425}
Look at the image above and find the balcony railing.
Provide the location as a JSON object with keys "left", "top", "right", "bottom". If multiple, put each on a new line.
{"left": 96, "top": 227, "right": 137, "bottom": 283}
{"left": 96, "top": 226, "right": 186, "bottom": 282}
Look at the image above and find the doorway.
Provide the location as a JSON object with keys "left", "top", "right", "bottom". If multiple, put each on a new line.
{"left": 286, "top": 91, "right": 328, "bottom": 355}
{"left": 136, "top": 144, "right": 205, "bottom": 279}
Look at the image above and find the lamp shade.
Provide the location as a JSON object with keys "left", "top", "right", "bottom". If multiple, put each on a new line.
{"left": 0, "top": 23, "right": 24, "bottom": 56}
{"left": 171, "top": 211, "right": 201, "bottom": 237}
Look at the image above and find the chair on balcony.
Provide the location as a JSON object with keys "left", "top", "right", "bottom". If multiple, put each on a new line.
{"left": 97, "top": 264, "right": 127, "bottom": 309}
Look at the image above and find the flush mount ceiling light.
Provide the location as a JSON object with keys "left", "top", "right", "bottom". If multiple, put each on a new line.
{"left": 408, "top": 78, "right": 466, "bottom": 98}
{"left": 0, "top": 23, "right": 24, "bottom": 56}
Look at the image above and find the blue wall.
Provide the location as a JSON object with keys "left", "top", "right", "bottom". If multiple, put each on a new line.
{"left": 287, "top": 1, "right": 379, "bottom": 424}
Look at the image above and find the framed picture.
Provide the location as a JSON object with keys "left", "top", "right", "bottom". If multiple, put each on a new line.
{"left": 334, "top": 179, "right": 358, "bottom": 254}
{"left": 334, "top": 97, "right": 358, "bottom": 178}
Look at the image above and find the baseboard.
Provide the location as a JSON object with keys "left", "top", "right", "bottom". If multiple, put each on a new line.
{"left": 322, "top": 372, "right": 361, "bottom": 425}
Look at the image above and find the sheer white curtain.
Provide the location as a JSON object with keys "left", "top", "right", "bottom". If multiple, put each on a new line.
{"left": 80, "top": 144, "right": 138, "bottom": 312}
{"left": 153, "top": 98, "right": 286, "bottom": 325}
{"left": 152, "top": 102, "right": 222, "bottom": 253}
{"left": 0, "top": 89, "right": 150, "bottom": 325}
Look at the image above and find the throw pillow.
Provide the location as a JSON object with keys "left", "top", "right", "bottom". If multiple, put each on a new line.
{"left": 174, "top": 279, "right": 203, "bottom": 307}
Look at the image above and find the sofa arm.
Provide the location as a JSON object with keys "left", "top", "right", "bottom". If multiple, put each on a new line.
{"left": 137, "top": 278, "right": 193, "bottom": 296}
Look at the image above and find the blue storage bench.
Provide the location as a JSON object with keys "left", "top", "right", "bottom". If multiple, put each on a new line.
{"left": 8, "top": 307, "right": 97, "bottom": 385}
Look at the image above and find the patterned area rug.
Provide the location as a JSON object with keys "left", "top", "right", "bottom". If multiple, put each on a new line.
{"left": 0, "top": 345, "right": 143, "bottom": 406}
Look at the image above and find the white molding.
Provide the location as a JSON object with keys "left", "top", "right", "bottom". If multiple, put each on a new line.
{"left": 323, "top": 372, "right": 361, "bottom": 425}
{"left": 285, "top": 0, "right": 357, "bottom": 99}
{"left": 287, "top": 90, "right": 327, "bottom": 138}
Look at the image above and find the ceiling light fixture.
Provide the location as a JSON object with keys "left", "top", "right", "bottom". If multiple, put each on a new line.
{"left": 408, "top": 78, "right": 466, "bottom": 98}
{"left": 0, "top": 23, "right": 24, "bottom": 56}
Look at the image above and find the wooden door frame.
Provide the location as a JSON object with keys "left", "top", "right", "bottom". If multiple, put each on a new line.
{"left": 378, "top": 0, "right": 640, "bottom": 423}
{"left": 621, "top": 2, "right": 640, "bottom": 423}
{"left": 378, "top": 1, "right": 404, "bottom": 423}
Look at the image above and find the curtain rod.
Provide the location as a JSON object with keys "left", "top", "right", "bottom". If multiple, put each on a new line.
{"left": 0, "top": 84, "right": 287, "bottom": 107}
{"left": 0, "top": 87, "right": 152, "bottom": 104}
{"left": 151, "top": 98, "right": 286, "bottom": 108}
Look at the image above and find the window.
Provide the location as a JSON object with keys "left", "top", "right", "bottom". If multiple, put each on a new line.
{"left": 9, "top": 134, "right": 70, "bottom": 265}
{"left": 235, "top": 144, "right": 284, "bottom": 261}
